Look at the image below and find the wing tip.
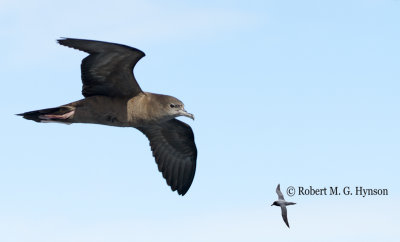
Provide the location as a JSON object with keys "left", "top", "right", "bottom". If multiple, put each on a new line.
{"left": 57, "top": 37, "right": 68, "bottom": 45}
{"left": 56, "top": 37, "right": 79, "bottom": 50}
{"left": 56, "top": 37, "right": 146, "bottom": 57}
{"left": 177, "top": 188, "right": 189, "bottom": 196}
{"left": 171, "top": 177, "right": 193, "bottom": 196}
{"left": 178, "top": 190, "right": 187, "bottom": 196}
{"left": 171, "top": 182, "right": 191, "bottom": 196}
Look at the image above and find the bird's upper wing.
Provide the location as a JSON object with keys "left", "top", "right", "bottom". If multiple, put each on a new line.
{"left": 138, "top": 119, "right": 197, "bottom": 195}
{"left": 58, "top": 38, "right": 145, "bottom": 98}
{"left": 281, "top": 206, "right": 290, "bottom": 228}
{"left": 276, "top": 184, "right": 285, "bottom": 200}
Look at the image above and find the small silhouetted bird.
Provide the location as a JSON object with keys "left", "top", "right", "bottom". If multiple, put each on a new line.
{"left": 18, "top": 38, "right": 197, "bottom": 196}
{"left": 271, "top": 184, "right": 296, "bottom": 228}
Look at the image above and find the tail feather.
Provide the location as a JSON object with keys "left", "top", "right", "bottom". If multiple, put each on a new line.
{"left": 17, "top": 106, "right": 74, "bottom": 123}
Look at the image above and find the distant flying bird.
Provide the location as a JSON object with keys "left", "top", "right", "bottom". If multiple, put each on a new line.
{"left": 271, "top": 184, "right": 296, "bottom": 228}
{"left": 18, "top": 38, "right": 197, "bottom": 196}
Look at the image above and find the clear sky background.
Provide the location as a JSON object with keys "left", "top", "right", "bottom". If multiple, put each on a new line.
{"left": 1, "top": 0, "right": 399, "bottom": 241}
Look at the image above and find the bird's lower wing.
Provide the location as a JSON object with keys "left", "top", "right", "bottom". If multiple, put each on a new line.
{"left": 138, "top": 119, "right": 197, "bottom": 195}
{"left": 281, "top": 206, "right": 290, "bottom": 228}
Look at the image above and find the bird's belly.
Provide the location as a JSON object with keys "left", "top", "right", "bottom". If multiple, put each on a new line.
{"left": 70, "top": 96, "right": 132, "bottom": 127}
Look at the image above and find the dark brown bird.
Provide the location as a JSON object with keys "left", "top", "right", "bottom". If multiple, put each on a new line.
{"left": 18, "top": 38, "right": 197, "bottom": 196}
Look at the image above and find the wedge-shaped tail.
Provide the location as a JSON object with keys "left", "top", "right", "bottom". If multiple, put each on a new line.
{"left": 17, "top": 106, "right": 75, "bottom": 123}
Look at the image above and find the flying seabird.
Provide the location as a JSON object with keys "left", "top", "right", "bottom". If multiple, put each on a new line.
{"left": 18, "top": 38, "right": 197, "bottom": 196}
{"left": 271, "top": 184, "right": 296, "bottom": 228}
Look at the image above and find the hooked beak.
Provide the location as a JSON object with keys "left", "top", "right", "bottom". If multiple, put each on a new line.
{"left": 179, "top": 109, "right": 195, "bottom": 120}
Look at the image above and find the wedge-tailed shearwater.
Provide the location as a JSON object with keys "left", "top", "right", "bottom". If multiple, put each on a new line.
{"left": 18, "top": 38, "right": 197, "bottom": 196}
{"left": 271, "top": 184, "right": 296, "bottom": 228}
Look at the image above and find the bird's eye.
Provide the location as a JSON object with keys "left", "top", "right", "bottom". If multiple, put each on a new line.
{"left": 170, "top": 104, "right": 175, "bottom": 108}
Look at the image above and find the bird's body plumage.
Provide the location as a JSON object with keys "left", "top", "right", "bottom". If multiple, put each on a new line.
{"left": 18, "top": 38, "right": 197, "bottom": 196}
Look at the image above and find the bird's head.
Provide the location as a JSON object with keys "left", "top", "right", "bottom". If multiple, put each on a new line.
{"left": 167, "top": 98, "right": 194, "bottom": 120}
{"left": 157, "top": 95, "right": 194, "bottom": 120}
{"left": 271, "top": 201, "right": 278, "bottom": 206}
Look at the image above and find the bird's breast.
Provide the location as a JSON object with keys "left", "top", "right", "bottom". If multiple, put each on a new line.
{"left": 126, "top": 93, "right": 169, "bottom": 127}
{"left": 70, "top": 94, "right": 170, "bottom": 128}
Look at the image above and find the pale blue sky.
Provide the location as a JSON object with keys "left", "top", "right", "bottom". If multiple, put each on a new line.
{"left": 1, "top": 0, "right": 399, "bottom": 241}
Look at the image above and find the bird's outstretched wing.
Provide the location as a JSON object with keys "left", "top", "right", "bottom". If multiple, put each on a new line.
{"left": 276, "top": 184, "right": 285, "bottom": 200}
{"left": 281, "top": 206, "right": 290, "bottom": 228}
{"left": 138, "top": 119, "right": 197, "bottom": 195}
{"left": 58, "top": 38, "right": 145, "bottom": 98}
